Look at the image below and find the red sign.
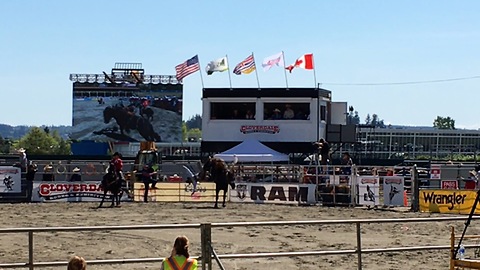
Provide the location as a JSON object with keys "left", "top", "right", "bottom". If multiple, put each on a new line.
{"left": 430, "top": 165, "right": 441, "bottom": 179}
{"left": 441, "top": 180, "right": 458, "bottom": 190}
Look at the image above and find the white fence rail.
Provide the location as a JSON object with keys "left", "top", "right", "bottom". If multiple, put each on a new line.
{"left": 2, "top": 216, "right": 480, "bottom": 270}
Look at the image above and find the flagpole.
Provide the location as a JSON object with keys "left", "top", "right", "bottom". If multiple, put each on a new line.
{"left": 281, "top": 51, "right": 289, "bottom": 89}
{"left": 252, "top": 52, "right": 261, "bottom": 89}
{"left": 197, "top": 54, "right": 205, "bottom": 89}
{"left": 226, "top": 54, "right": 233, "bottom": 89}
{"left": 312, "top": 54, "right": 318, "bottom": 88}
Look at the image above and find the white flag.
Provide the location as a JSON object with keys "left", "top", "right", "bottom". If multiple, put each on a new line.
{"left": 205, "top": 57, "right": 228, "bottom": 75}
{"left": 262, "top": 52, "right": 284, "bottom": 71}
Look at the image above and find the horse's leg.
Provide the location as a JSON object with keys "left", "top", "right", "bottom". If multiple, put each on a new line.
{"left": 98, "top": 190, "right": 107, "bottom": 208}
{"left": 109, "top": 190, "right": 115, "bottom": 208}
{"left": 214, "top": 188, "right": 219, "bottom": 208}
{"left": 222, "top": 188, "right": 227, "bottom": 207}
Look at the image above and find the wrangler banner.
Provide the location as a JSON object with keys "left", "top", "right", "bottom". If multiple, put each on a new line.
{"left": 419, "top": 189, "right": 480, "bottom": 214}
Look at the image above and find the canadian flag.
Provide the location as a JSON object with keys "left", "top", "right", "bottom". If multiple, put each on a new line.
{"left": 286, "top": 53, "right": 314, "bottom": 73}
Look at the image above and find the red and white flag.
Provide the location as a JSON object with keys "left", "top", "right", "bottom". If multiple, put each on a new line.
{"left": 285, "top": 53, "right": 314, "bottom": 73}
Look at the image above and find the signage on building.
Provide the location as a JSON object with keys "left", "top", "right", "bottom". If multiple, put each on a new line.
{"left": 240, "top": 125, "right": 280, "bottom": 134}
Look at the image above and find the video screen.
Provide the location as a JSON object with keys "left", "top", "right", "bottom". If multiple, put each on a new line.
{"left": 70, "top": 82, "right": 183, "bottom": 143}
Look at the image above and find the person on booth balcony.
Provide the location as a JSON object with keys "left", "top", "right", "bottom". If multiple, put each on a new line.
{"left": 462, "top": 170, "right": 478, "bottom": 190}
{"left": 160, "top": 236, "right": 197, "bottom": 270}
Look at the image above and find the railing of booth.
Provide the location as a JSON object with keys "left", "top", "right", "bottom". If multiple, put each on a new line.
{"left": 1, "top": 216, "right": 480, "bottom": 270}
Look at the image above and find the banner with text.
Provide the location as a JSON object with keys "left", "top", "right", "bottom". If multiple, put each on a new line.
{"left": 32, "top": 181, "right": 130, "bottom": 202}
{"left": 229, "top": 183, "right": 316, "bottom": 204}
{"left": 357, "top": 176, "right": 380, "bottom": 206}
{"left": 419, "top": 189, "right": 480, "bottom": 214}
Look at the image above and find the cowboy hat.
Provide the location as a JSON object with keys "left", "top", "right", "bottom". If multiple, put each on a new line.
{"left": 273, "top": 108, "right": 281, "bottom": 112}
{"left": 17, "top": 148, "right": 26, "bottom": 153}
{"left": 72, "top": 167, "right": 81, "bottom": 173}
{"left": 470, "top": 170, "right": 478, "bottom": 176}
{"left": 44, "top": 164, "right": 53, "bottom": 171}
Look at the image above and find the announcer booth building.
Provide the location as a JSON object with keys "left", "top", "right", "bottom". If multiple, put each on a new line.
{"left": 201, "top": 87, "right": 349, "bottom": 155}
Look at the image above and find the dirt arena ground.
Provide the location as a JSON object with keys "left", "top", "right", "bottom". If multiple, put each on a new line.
{"left": 0, "top": 202, "right": 478, "bottom": 270}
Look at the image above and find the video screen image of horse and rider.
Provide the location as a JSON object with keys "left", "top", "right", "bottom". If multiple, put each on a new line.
{"left": 70, "top": 82, "right": 183, "bottom": 143}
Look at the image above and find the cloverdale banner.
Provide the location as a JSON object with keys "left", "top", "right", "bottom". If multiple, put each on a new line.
{"left": 32, "top": 181, "right": 130, "bottom": 202}
{"left": 419, "top": 189, "right": 480, "bottom": 215}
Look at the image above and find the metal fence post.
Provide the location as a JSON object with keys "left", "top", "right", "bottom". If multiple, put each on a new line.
{"left": 411, "top": 165, "right": 419, "bottom": 212}
{"left": 28, "top": 231, "right": 34, "bottom": 270}
{"left": 356, "top": 222, "right": 362, "bottom": 270}
{"left": 201, "top": 223, "right": 212, "bottom": 270}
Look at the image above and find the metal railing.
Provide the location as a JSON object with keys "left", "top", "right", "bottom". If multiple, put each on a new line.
{"left": 2, "top": 216, "right": 480, "bottom": 270}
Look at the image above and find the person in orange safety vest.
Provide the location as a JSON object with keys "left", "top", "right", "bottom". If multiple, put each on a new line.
{"left": 160, "top": 236, "right": 197, "bottom": 270}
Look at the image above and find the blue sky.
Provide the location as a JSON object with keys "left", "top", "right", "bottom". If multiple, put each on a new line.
{"left": 1, "top": 1, "right": 479, "bottom": 129}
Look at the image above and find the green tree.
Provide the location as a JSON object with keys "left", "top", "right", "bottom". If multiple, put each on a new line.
{"left": 0, "top": 135, "right": 12, "bottom": 154}
{"left": 185, "top": 114, "right": 202, "bottom": 130}
{"left": 433, "top": 116, "right": 455, "bottom": 129}
{"left": 186, "top": 128, "right": 202, "bottom": 142}
{"left": 182, "top": 122, "right": 188, "bottom": 142}
{"left": 14, "top": 127, "right": 71, "bottom": 155}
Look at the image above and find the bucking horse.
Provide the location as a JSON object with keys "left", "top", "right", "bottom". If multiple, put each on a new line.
{"left": 199, "top": 157, "right": 235, "bottom": 208}
{"left": 98, "top": 166, "right": 125, "bottom": 208}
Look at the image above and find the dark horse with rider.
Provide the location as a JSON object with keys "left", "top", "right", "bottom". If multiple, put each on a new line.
{"left": 199, "top": 156, "right": 236, "bottom": 208}
{"left": 103, "top": 105, "right": 161, "bottom": 142}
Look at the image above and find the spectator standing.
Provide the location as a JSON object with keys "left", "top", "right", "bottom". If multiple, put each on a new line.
{"left": 463, "top": 170, "right": 478, "bottom": 190}
{"left": 283, "top": 104, "right": 294, "bottom": 119}
{"left": 160, "top": 236, "right": 197, "bottom": 270}
{"left": 271, "top": 108, "right": 282, "bottom": 120}
{"left": 341, "top": 152, "right": 354, "bottom": 175}
{"left": 141, "top": 164, "right": 157, "bottom": 202}
{"left": 70, "top": 167, "right": 82, "bottom": 182}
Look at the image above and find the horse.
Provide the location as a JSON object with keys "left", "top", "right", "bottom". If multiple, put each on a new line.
{"left": 199, "top": 157, "right": 235, "bottom": 208}
{"left": 103, "top": 106, "right": 161, "bottom": 142}
{"left": 140, "top": 107, "right": 154, "bottom": 121}
{"left": 98, "top": 166, "right": 124, "bottom": 208}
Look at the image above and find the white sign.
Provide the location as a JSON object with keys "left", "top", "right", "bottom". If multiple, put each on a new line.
{"left": 0, "top": 166, "right": 21, "bottom": 193}
{"left": 230, "top": 183, "right": 316, "bottom": 204}
{"left": 382, "top": 176, "right": 405, "bottom": 206}
{"left": 430, "top": 165, "right": 441, "bottom": 180}
{"left": 357, "top": 176, "right": 380, "bottom": 206}
{"left": 32, "top": 181, "right": 130, "bottom": 202}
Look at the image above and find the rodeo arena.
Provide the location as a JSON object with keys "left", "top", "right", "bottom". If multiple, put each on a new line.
{"left": 4, "top": 63, "right": 480, "bottom": 270}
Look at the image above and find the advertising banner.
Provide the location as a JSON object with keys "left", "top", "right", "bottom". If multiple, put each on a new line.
{"left": 419, "top": 189, "right": 480, "bottom": 214}
{"left": 71, "top": 82, "right": 183, "bottom": 143}
{"left": 229, "top": 183, "right": 316, "bottom": 204}
{"left": 0, "top": 166, "right": 21, "bottom": 193}
{"left": 32, "top": 181, "right": 130, "bottom": 202}
{"left": 382, "top": 176, "right": 404, "bottom": 206}
{"left": 133, "top": 182, "right": 217, "bottom": 202}
{"left": 357, "top": 176, "right": 380, "bottom": 206}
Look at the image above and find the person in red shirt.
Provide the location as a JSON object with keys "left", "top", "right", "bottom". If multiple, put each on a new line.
{"left": 463, "top": 170, "right": 478, "bottom": 190}
{"left": 110, "top": 152, "right": 124, "bottom": 181}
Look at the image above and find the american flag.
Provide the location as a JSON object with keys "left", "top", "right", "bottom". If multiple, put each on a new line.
{"left": 175, "top": 55, "right": 200, "bottom": 81}
{"left": 233, "top": 54, "right": 256, "bottom": 75}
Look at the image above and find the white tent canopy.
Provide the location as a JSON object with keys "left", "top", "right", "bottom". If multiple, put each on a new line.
{"left": 214, "top": 138, "right": 290, "bottom": 162}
